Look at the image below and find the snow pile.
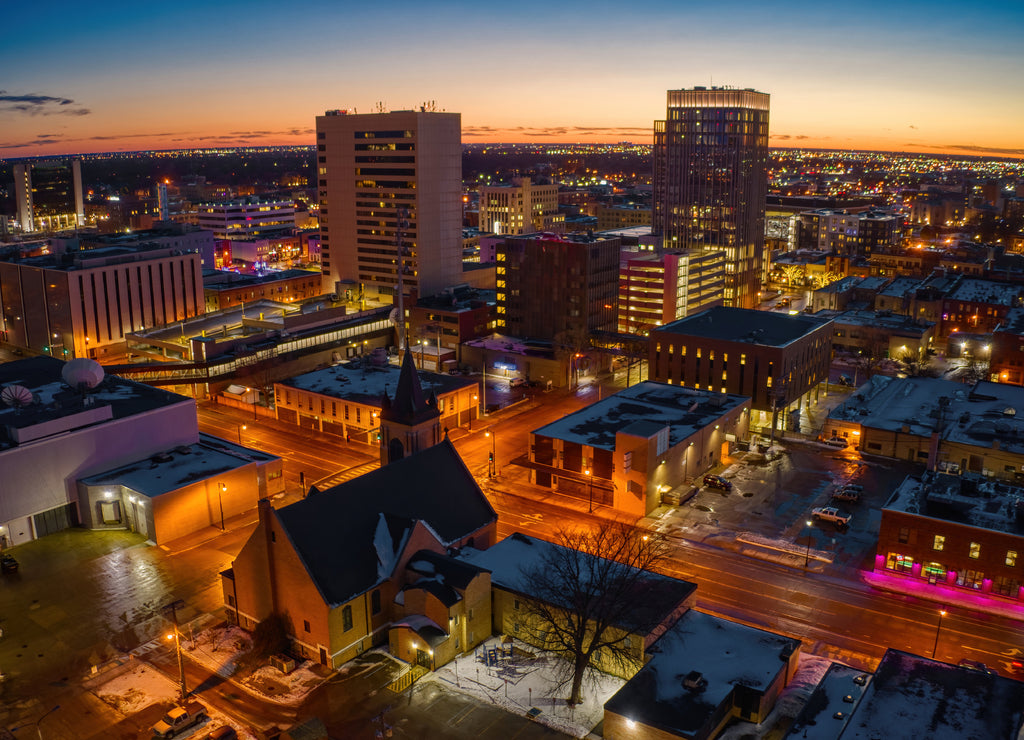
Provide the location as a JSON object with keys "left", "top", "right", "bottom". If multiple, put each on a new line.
{"left": 184, "top": 622, "right": 252, "bottom": 678}
{"left": 427, "top": 637, "right": 624, "bottom": 738}
{"left": 95, "top": 662, "right": 179, "bottom": 715}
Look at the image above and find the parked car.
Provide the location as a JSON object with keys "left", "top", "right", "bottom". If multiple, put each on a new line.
{"left": 0, "top": 554, "right": 17, "bottom": 574}
{"left": 812, "top": 506, "right": 852, "bottom": 527}
{"left": 822, "top": 436, "right": 849, "bottom": 449}
{"left": 151, "top": 701, "right": 207, "bottom": 738}
{"left": 958, "top": 659, "right": 997, "bottom": 675}
{"left": 831, "top": 487, "right": 861, "bottom": 503}
{"left": 838, "top": 374, "right": 854, "bottom": 386}
{"left": 509, "top": 377, "right": 527, "bottom": 388}
{"left": 204, "top": 727, "right": 238, "bottom": 740}
{"left": 702, "top": 474, "right": 732, "bottom": 491}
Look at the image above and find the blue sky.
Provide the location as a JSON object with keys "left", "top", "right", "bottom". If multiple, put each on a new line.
{"left": 2, "top": 0, "right": 1022, "bottom": 157}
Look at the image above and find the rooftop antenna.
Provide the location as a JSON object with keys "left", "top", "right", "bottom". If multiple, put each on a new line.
{"left": 394, "top": 206, "right": 410, "bottom": 351}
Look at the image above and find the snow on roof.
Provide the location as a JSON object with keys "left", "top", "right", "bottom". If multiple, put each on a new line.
{"left": 788, "top": 663, "right": 872, "bottom": 740}
{"left": 532, "top": 381, "right": 749, "bottom": 450}
{"left": 830, "top": 310, "right": 934, "bottom": 335}
{"left": 79, "top": 433, "right": 278, "bottom": 497}
{"left": 884, "top": 471, "right": 1024, "bottom": 537}
{"left": 877, "top": 276, "right": 924, "bottom": 298}
{"left": 604, "top": 610, "right": 798, "bottom": 737}
{"left": 457, "top": 533, "right": 696, "bottom": 633}
{"left": 278, "top": 359, "right": 476, "bottom": 404}
{"left": 836, "top": 650, "right": 1024, "bottom": 740}
{"left": 946, "top": 278, "right": 1024, "bottom": 306}
{"left": 658, "top": 306, "right": 832, "bottom": 347}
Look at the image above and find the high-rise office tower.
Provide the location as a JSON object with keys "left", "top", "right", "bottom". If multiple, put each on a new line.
{"left": 653, "top": 87, "right": 769, "bottom": 309}
{"left": 13, "top": 159, "right": 85, "bottom": 233}
{"left": 315, "top": 109, "right": 462, "bottom": 302}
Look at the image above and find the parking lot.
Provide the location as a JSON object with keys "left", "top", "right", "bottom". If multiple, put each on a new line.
{"left": 650, "top": 438, "right": 921, "bottom": 573}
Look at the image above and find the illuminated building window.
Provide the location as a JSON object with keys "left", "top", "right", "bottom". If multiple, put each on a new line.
{"left": 933, "top": 535, "right": 945, "bottom": 551}
{"left": 969, "top": 542, "right": 981, "bottom": 559}
{"left": 1007, "top": 550, "right": 1018, "bottom": 567}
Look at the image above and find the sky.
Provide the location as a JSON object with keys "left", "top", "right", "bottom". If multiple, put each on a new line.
{"left": 2, "top": 0, "right": 1023, "bottom": 159}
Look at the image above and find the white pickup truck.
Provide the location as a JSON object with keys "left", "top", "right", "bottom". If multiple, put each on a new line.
{"left": 812, "top": 506, "right": 852, "bottom": 527}
{"left": 151, "top": 701, "right": 207, "bottom": 738}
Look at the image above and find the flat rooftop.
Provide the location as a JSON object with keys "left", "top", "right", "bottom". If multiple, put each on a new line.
{"left": 605, "top": 610, "right": 798, "bottom": 738}
{"left": 658, "top": 306, "right": 832, "bottom": 347}
{"left": 202, "top": 268, "right": 320, "bottom": 290}
{"left": 278, "top": 358, "right": 477, "bottom": 404}
{"left": 884, "top": 471, "right": 1024, "bottom": 537}
{"left": 0, "top": 357, "right": 192, "bottom": 450}
{"left": 80, "top": 433, "right": 278, "bottom": 498}
{"left": 532, "top": 381, "right": 749, "bottom": 450}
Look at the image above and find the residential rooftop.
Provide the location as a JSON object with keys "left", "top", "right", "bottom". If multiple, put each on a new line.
{"left": 532, "top": 381, "right": 749, "bottom": 451}
{"left": 657, "top": 306, "right": 832, "bottom": 347}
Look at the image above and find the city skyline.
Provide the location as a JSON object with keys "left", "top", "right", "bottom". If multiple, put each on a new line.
{"left": 2, "top": 0, "right": 1023, "bottom": 160}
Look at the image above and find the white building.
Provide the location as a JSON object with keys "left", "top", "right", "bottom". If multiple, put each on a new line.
{"left": 0, "top": 357, "right": 281, "bottom": 545}
{"left": 315, "top": 109, "right": 463, "bottom": 301}
{"left": 478, "top": 177, "right": 562, "bottom": 236}
{"left": 196, "top": 197, "right": 295, "bottom": 240}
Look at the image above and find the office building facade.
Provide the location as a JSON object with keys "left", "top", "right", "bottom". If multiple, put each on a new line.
{"left": 13, "top": 159, "right": 85, "bottom": 233}
{"left": 196, "top": 197, "right": 295, "bottom": 240}
{"left": 315, "top": 109, "right": 462, "bottom": 302}
{"left": 618, "top": 247, "right": 725, "bottom": 334}
{"left": 653, "top": 87, "right": 770, "bottom": 309}
{"left": 478, "top": 177, "right": 562, "bottom": 235}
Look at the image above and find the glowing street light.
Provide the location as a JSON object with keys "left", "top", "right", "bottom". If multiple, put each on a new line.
{"left": 484, "top": 431, "right": 496, "bottom": 477}
{"left": 585, "top": 468, "right": 594, "bottom": 513}
{"left": 804, "top": 520, "right": 813, "bottom": 569}
{"left": 931, "top": 608, "right": 947, "bottom": 659}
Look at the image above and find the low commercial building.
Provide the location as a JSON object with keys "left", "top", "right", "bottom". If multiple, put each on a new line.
{"left": 650, "top": 306, "right": 832, "bottom": 435}
{"left": 876, "top": 471, "right": 1024, "bottom": 602}
{"left": 0, "top": 356, "right": 278, "bottom": 545}
{"left": 824, "top": 376, "right": 1024, "bottom": 479}
{"left": 202, "top": 268, "right": 323, "bottom": 311}
{"left": 78, "top": 434, "right": 282, "bottom": 544}
{"left": 990, "top": 306, "right": 1024, "bottom": 385}
{"left": 461, "top": 334, "right": 571, "bottom": 389}
{"left": 604, "top": 611, "right": 800, "bottom": 740}
{"left": 408, "top": 286, "right": 496, "bottom": 367}
{"left": 829, "top": 309, "right": 936, "bottom": 361}
{"left": 273, "top": 358, "right": 478, "bottom": 442}
{"left": 457, "top": 533, "right": 697, "bottom": 679}
{"left": 528, "top": 381, "right": 751, "bottom": 516}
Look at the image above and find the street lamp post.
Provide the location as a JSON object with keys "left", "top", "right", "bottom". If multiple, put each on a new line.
{"left": 804, "top": 520, "right": 813, "bottom": 569}
{"left": 217, "top": 484, "right": 226, "bottom": 531}
{"left": 585, "top": 469, "right": 593, "bottom": 513}
{"left": 485, "top": 431, "right": 496, "bottom": 477}
{"left": 932, "top": 608, "right": 947, "bottom": 659}
{"left": 161, "top": 600, "right": 188, "bottom": 702}
{"left": 237, "top": 424, "right": 246, "bottom": 445}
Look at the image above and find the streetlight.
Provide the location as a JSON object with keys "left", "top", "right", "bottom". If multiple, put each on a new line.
{"left": 932, "top": 608, "right": 947, "bottom": 659}
{"left": 804, "top": 520, "right": 813, "bottom": 569}
{"left": 237, "top": 424, "right": 246, "bottom": 445}
{"left": 484, "top": 431, "right": 496, "bottom": 477}
{"left": 161, "top": 600, "right": 188, "bottom": 702}
{"left": 585, "top": 469, "right": 593, "bottom": 513}
{"left": 217, "top": 484, "right": 226, "bottom": 531}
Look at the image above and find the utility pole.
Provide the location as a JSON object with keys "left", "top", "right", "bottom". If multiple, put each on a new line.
{"left": 161, "top": 599, "right": 188, "bottom": 702}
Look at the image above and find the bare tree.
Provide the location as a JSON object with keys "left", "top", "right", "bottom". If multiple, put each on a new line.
{"left": 517, "top": 522, "right": 671, "bottom": 705}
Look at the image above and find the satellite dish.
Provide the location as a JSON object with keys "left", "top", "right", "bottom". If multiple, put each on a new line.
{"left": 62, "top": 358, "right": 105, "bottom": 390}
{"left": 1, "top": 384, "right": 34, "bottom": 408}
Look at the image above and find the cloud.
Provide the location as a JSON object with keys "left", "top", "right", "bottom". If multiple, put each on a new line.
{"left": 0, "top": 90, "right": 91, "bottom": 117}
{"left": 934, "top": 144, "right": 1024, "bottom": 156}
{"left": 772, "top": 134, "right": 812, "bottom": 141}
{"left": 462, "top": 125, "right": 651, "bottom": 139}
{"left": 909, "top": 124, "right": 918, "bottom": 130}
{"left": 0, "top": 133, "right": 66, "bottom": 149}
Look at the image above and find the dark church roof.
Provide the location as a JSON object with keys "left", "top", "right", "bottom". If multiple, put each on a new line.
{"left": 381, "top": 350, "right": 442, "bottom": 426}
{"left": 273, "top": 438, "right": 495, "bottom": 606}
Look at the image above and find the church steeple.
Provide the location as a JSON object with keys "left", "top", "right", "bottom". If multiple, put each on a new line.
{"left": 379, "top": 351, "right": 442, "bottom": 465}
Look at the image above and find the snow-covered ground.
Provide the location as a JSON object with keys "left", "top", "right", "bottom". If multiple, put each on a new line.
{"left": 94, "top": 661, "right": 179, "bottom": 715}
{"left": 426, "top": 636, "right": 625, "bottom": 738}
